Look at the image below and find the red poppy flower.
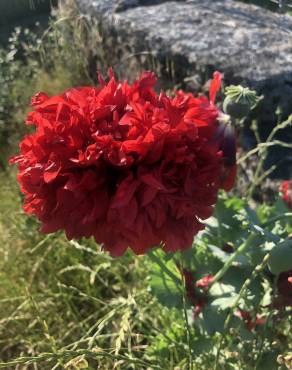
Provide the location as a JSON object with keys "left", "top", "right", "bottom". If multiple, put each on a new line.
{"left": 235, "top": 310, "right": 266, "bottom": 331}
{"left": 182, "top": 269, "right": 214, "bottom": 316}
{"left": 280, "top": 180, "right": 292, "bottom": 209}
{"left": 10, "top": 70, "right": 235, "bottom": 256}
{"left": 196, "top": 274, "right": 214, "bottom": 288}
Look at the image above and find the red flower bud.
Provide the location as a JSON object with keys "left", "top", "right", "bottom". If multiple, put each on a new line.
{"left": 280, "top": 181, "right": 292, "bottom": 209}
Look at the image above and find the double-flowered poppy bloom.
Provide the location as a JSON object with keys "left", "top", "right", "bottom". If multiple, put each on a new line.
{"left": 10, "top": 70, "right": 236, "bottom": 256}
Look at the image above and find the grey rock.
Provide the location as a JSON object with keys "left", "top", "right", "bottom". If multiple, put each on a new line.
{"left": 76, "top": 0, "right": 292, "bottom": 177}
{"left": 76, "top": 0, "right": 292, "bottom": 81}
{"left": 76, "top": 0, "right": 185, "bottom": 14}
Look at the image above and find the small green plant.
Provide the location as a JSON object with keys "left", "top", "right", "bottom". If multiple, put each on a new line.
{"left": 147, "top": 191, "right": 292, "bottom": 369}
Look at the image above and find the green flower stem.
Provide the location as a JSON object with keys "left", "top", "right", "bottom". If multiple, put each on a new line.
{"left": 147, "top": 250, "right": 193, "bottom": 367}
{"left": 247, "top": 116, "right": 292, "bottom": 199}
{"left": 210, "top": 233, "right": 257, "bottom": 287}
{"left": 214, "top": 252, "right": 270, "bottom": 370}
{"left": 225, "top": 252, "right": 270, "bottom": 328}
{"left": 237, "top": 140, "right": 292, "bottom": 166}
{"left": 266, "top": 115, "right": 292, "bottom": 144}
{"left": 253, "top": 164, "right": 278, "bottom": 187}
{"left": 215, "top": 207, "right": 223, "bottom": 246}
{"left": 179, "top": 253, "right": 194, "bottom": 370}
{"left": 251, "top": 119, "right": 261, "bottom": 144}
{"left": 147, "top": 249, "right": 181, "bottom": 286}
{"left": 262, "top": 213, "right": 292, "bottom": 227}
{"left": 254, "top": 273, "right": 279, "bottom": 369}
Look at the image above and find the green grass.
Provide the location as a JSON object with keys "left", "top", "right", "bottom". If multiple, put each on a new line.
{"left": 0, "top": 171, "right": 162, "bottom": 369}
{"left": 0, "top": 172, "right": 195, "bottom": 369}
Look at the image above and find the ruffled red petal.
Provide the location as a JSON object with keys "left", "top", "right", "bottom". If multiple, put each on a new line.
{"left": 10, "top": 70, "right": 236, "bottom": 256}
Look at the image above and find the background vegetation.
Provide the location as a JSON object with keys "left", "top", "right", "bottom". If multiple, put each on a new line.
{"left": 0, "top": 1, "right": 291, "bottom": 369}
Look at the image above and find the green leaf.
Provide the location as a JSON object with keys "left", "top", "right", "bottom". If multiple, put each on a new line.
{"left": 200, "top": 307, "right": 227, "bottom": 334}
{"left": 209, "top": 281, "right": 236, "bottom": 297}
{"left": 274, "top": 197, "right": 291, "bottom": 214}
{"left": 210, "top": 295, "right": 238, "bottom": 310}
{"left": 209, "top": 281, "right": 238, "bottom": 310}
{"left": 268, "top": 240, "right": 292, "bottom": 274}
{"left": 208, "top": 245, "right": 230, "bottom": 263}
{"left": 229, "top": 315, "right": 254, "bottom": 341}
{"left": 208, "top": 244, "right": 249, "bottom": 267}
{"left": 192, "top": 336, "right": 213, "bottom": 356}
{"left": 214, "top": 195, "right": 247, "bottom": 244}
{"left": 148, "top": 251, "right": 183, "bottom": 308}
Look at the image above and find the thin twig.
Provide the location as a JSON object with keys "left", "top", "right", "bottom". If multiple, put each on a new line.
{"left": 180, "top": 254, "right": 193, "bottom": 370}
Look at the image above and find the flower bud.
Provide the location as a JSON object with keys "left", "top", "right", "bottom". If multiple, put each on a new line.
{"left": 223, "top": 85, "right": 260, "bottom": 119}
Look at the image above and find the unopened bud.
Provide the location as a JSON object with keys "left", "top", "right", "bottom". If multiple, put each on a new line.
{"left": 223, "top": 85, "right": 260, "bottom": 119}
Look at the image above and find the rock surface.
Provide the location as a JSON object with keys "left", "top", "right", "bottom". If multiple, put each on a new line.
{"left": 76, "top": 0, "right": 292, "bottom": 176}
{"left": 76, "top": 0, "right": 292, "bottom": 81}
